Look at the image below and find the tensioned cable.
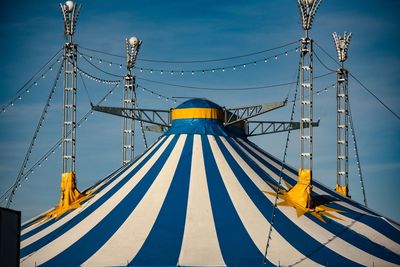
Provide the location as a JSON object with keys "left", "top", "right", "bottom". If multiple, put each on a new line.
{"left": 137, "top": 84, "right": 178, "bottom": 103}
{"left": 79, "top": 52, "right": 334, "bottom": 91}
{"left": 6, "top": 62, "right": 64, "bottom": 207}
{"left": 78, "top": 40, "right": 298, "bottom": 63}
{"left": 262, "top": 59, "right": 301, "bottom": 265}
{"left": 314, "top": 50, "right": 336, "bottom": 72}
{"left": 1, "top": 48, "right": 64, "bottom": 114}
{"left": 349, "top": 73, "right": 400, "bottom": 121}
{"left": 137, "top": 71, "right": 334, "bottom": 91}
{"left": 80, "top": 55, "right": 124, "bottom": 78}
{"left": 77, "top": 47, "right": 299, "bottom": 75}
{"left": 79, "top": 72, "right": 93, "bottom": 105}
{"left": 314, "top": 41, "right": 400, "bottom": 121}
{"left": 348, "top": 99, "right": 368, "bottom": 207}
{"left": 1, "top": 82, "right": 121, "bottom": 205}
{"left": 134, "top": 95, "right": 148, "bottom": 149}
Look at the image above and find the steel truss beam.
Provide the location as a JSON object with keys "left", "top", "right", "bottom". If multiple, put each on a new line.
{"left": 224, "top": 100, "right": 286, "bottom": 126}
{"left": 92, "top": 105, "right": 170, "bottom": 127}
{"left": 246, "top": 120, "right": 319, "bottom": 137}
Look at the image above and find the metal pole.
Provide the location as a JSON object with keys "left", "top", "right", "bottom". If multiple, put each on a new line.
{"left": 299, "top": 34, "right": 313, "bottom": 173}
{"left": 122, "top": 37, "right": 141, "bottom": 165}
{"left": 333, "top": 32, "right": 352, "bottom": 196}
{"left": 60, "top": 1, "right": 80, "bottom": 174}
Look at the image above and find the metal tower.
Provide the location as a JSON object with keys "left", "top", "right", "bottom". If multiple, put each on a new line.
{"left": 282, "top": 0, "right": 322, "bottom": 210}
{"left": 60, "top": 0, "right": 80, "bottom": 175}
{"left": 298, "top": 0, "right": 321, "bottom": 175}
{"left": 333, "top": 32, "right": 352, "bottom": 197}
{"left": 123, "top": 37, "right": 141, "bottom": 165}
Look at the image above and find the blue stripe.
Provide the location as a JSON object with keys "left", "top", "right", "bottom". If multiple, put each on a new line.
{"left": 201, "top": 135, "right": 271, "bottom": 266}
{"left": 235, "top": 138, "right": 400, "bottom": 262}
{"left": 304, "top": 211, "right": 400, "bottom": 265}
{"left": 20, "top": 163, "right": 130, "bottom": 236}
{"left": 131, "top": 135, "right": 193, "bottom": 265}
{"left": 242, "top": 139, "right": 375, "bottom": 214}
{"left": 20, "top": 137, "right": 168, "bottom": 258}
{"left": 218, "top": 136, "right": 362, "bottom": 266}
{"left": 40, "top": 135, "right": 180, "bottom": 266}
{"left": 236, "top": 139, "right": 400, "bottom": 244}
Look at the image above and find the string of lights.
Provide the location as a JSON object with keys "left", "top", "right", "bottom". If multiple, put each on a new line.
{"left": 80, "top": 54, "right": 124, "bottom": 78}
{"left": 137, "top": 71, "right": 335, "bottom": 91}
{"left": 134, "top": 96, "right": 149, "bottom": 149}
{"left": 263, "top": 61, "right": 301, "bottom": 262}
{"left": 6, "top": 62, "right": 64, "bottom": 207}
{"left": 76, "top": 65, "right": 121, "bottom": 85}
{"left": 78, "top": 40, "right": 299, "bottom": 63}
{"left": 1, "top": 83, "right": 120, "bottom": 204}
{"left": 348, "top": 100, "right": 368, "bottom": 207}
{"left": 77, "top": 47, "right": 299, "bottom": 76}
{"left": 137, "top": 84, "right": 178, "bottom": 103}
{"left": 1, "top": 53, "right": 64, "bottom": 115}
{"left": 288, "top": 83, "right": 336, "bottom": 103}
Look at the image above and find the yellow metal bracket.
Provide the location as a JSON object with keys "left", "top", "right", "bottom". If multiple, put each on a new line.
{"left": 335, "top": 184, "right": 350, "bottom": 198}
{"left": 265, "top": 168, "right": 343, "bottom": 223}
{"left": 31, "top": 172, "right": 94, "bottom": 224}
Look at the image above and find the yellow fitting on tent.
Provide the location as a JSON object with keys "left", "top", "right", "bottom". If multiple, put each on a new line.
{"left": 34, "top": 172, "right": 92, "bottom": 222}
{"left": 335, "top": 184, "right": 350, "bottom": 197}
{"left": 285, "top": 168, "right": 313, "bottom": 212}
{"left": 265, "top": 168, "right": 344, "bottom": 222}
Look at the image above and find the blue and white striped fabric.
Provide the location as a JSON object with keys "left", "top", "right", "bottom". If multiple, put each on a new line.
{"left": 20, "top": 99, "right": 400, "bottom": 266}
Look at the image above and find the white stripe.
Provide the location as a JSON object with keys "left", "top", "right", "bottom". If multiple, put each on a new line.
{"left": 21, "top": 137, "right": 164, "bottom": 247}
{"left": 236, "top": 138, "right": 374, "bottom": 216}
{"left": 333, "top": 213, "right": 400, "bottom": 254}
{"left": 235, "top": 138, "right": 400, "bottom": 254}
{"left": 21, "top": 139, "right": 163, "bottom": 238}
{"left": 82, "top": 135, "right": 187, "bottom": 267}
{"left": 21, "top": 135, "right": 173, "bottom": 267}
{"left": 208, "top": 136, "right": 318, "bottom": 266}
{"left": 178, "top": 135, "right": 225, "bottom": 266}
{"left": 230, "top": 138, "right": 395, "bottom": 265}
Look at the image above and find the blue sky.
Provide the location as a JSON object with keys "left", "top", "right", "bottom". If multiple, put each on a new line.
{"left": 0, "top": 0, "right": 399, "bottom": 222}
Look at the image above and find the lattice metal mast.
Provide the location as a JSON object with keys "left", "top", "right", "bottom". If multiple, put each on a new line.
{"left": 298, "top": 0, "right": 321, "bottom": 176}
{"left": 123, "top": 37, "right": 141, "bottom": 165}
{"left": 333, "top": 31, "right": 352, "bottom": 197}
{"left": 60, "top": 0, "right": 81, "bottom": 174}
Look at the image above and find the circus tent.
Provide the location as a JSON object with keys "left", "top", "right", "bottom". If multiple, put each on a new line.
{"left": 20, "top": 99, "right": 400, "bottom": 266}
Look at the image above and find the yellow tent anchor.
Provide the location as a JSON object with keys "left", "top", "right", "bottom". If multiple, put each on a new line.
{"left": 265, "top": 168, "right": 344, "bottom": 223}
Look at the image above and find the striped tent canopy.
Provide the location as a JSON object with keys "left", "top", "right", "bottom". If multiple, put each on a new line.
{"left": 21, "top": 99, "right": 400, "bottom": 266}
